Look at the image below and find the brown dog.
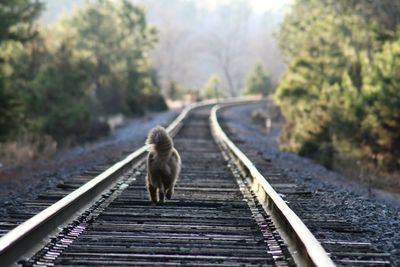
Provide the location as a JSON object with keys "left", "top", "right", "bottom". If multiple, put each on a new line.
{"left": 145, "top": 126, "right": 181, "bottom": 204}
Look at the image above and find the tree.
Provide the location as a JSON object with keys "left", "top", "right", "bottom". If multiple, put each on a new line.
{"left": 204, "top": 1, "right": 252, "bottom": 97}
{"left": 63, "top": 0, "right": 164, "bottom": 115}
{"left": 25, "top": 42, "right": 95, "bottom": 144}
{"left": 242, "top": 64, "right": 272, "bottom": 96}
{"left": 361, "top": 40, "right": 400, "bottom": 169}
{"left": 0, "top": 0, "right": 167, "bottom": 146}
{"left": 201, "top": 75, "right": 224, "bottom": 100}
{"left": 0, "top": 0, "right": 42, "bottom": 140}
{"left": 0, "top": 0, "right": 42, "bottom": 43}
{"left": 166, "top": 80, "right": 189, "bottom": 101}
{"left": 275, "top": 0, "right": 400, "bottom": 170}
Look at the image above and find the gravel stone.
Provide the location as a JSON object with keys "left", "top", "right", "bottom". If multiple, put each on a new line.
{"left": 220, "top": 102, "right": 400, "bottom": 266}
{"left": 0, "top": 110, "right": 178, "bottom": 216}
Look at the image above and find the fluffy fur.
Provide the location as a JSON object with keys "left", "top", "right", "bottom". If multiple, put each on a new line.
{"left": 145, "top": 126, "right": 181, "bottom": 204}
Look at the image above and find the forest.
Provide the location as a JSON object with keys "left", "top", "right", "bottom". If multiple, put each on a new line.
{"left": 0, "top": 0, "right": 275, "bottom": 156}
{"left": 275, "top": 0, "right": 400, "bottom": 189}
{"left": 1, "top": 0, "right": 399, "bottom": 188}
{"left": 0, "top": 0, "right": 167, "bottom": 151}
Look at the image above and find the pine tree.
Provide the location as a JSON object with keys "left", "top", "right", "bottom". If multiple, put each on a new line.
{"left": 202, "top": 75, "right": 224, "bottom": 100}
{"left": 0, "top": 0, "right": 42, "bottom": 140}
{"left": 243, "top": 64, "right": 272, "bottom": 96}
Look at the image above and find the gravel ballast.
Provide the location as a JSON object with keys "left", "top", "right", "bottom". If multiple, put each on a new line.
{"left": 220, "top": 102, "right": 400, "bottom": 266}
{"left": 1, "top": 102, "right": 399, "bottom": 265}
{"left": 0, "top": 110, "right": 178, "bottom": 216}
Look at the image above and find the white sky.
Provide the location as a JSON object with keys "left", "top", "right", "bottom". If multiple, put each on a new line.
{"left": 41, "top": 0, "right": 292, "bottom": 24}
{"left": 197, "top": 0, "right": 291, "bottom": 14}
{"left": 250, "top": 0, "right": 290, "bottom": 12}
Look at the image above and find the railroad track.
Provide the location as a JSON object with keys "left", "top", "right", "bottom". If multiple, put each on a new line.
{"left": 218, "top": 103, "right": 394, "bottom": 266}
{"left": 0, "top": 101, "right": 335, "bottom": 266}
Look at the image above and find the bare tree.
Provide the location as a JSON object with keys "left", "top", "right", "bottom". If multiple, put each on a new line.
{"left": 135, "top": 0, "right": 288, "bottom": 97}
{"left": 152, "top": 18, "right": 191, "bottom": 93}
{"left": 201, "top": 1, "right": 252, "bottom": 97}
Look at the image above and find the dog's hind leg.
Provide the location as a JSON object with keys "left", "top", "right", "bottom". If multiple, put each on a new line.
{"left": 165, "top": 185, "right": 174, "bottom": 200}
{"left": 158, "top": 190, "right": 165, "bottom": 203}
{"left": 147, "top": 182, "right": 158, "bottom": 204}
{"left": 158, "top": 184, "right": 165, "bottom": 203}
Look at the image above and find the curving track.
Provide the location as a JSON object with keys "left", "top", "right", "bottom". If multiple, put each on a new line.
{"left": 0, "top": 102, "right": 334, "bottom": 266}
{"left": 218, "top": 102, "right": 393, "bottom": 266}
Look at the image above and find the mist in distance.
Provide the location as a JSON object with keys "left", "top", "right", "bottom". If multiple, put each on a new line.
{"left": 41, "top": 0, "right": 289, "bottom": 95}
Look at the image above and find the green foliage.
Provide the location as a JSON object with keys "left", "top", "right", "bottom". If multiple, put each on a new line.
{"left": 63, "top": 0, "right": 164, "bottom": 116}
{"left": 0, "top": 0, "right": 167, "bottom": 147}
{"left": 0, "top": 79, "right": 16, "bottom": 140}
{"left": 275, "top": 0, "right": 400, "bottom": 170}
{"left": 26, "top": 43, "right": 95, "bottom": 143}
{"left": 243, "top": 64, "right": 272, "bottom": 96}
{"left": 0, "top": 0, "right": 43, "bottom": 43}
{"left": 361, "top": 40, "right": 400, "bottom": 169}
{"left": 201, "top": 75, "right": 225, "bottom": 100}
{"left": 0, "top": 0, "right": 43, "bottom": 141}
{"left": 166, "top": 80, "right": 188, "bottom": 101}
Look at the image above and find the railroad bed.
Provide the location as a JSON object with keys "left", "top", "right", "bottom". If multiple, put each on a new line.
{"left": 25, "top": 107, "right": 293, "bottom": 266}
{"left": 4, "top": 102, "right": 373, "bottom": 266}
{"left": 219, "top": 103, "right": 394, "bottom": 266}
{"left": 0, "top": 105, "right": 305, "bottom": 267}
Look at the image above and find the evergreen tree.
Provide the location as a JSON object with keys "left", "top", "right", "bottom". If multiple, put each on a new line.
{"left": 275, "top": 0, "right": 400, "bottom": 170}
{"left": 64, "top": 0, "right": 163, "bottom": 116}
{"left": 362, "top": 40, "right": 400, "bottom": 169}
{"left": 0, "top": 0, "right": 166, "bottom": 145}
{"left": 26, "top": 42, "right": 94, "bottom": 143}
{"left": 0, "top": 0, "right": 42, "bottom": 140}
{"left": 243, "top": 64, "right": 272, "bottom": 96}
{"left": 201, "top": 75, "right": 224, "bottom": 100}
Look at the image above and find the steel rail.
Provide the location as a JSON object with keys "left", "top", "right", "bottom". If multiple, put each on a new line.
{"left": 0, "top": 100, "right": 216, "bottom": 267}
{"left": 210, "top": 103, "right": 336, "bottom": 267}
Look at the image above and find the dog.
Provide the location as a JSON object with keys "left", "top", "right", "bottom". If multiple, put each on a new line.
{"left": 145, "top": 126, "right": 181, "bottom": 204}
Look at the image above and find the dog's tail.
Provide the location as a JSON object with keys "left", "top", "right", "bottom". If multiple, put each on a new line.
{"left": 146, "top": 126, "right": 173, "bottom": 157}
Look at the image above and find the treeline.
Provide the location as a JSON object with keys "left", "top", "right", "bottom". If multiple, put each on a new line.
{"left": 0, "top": 0, "right": 166, "bottom": 147}
{"left": 195, "top": 64, "right": 272, "bottom": 101}
{"left": 275, "top": 0, "right": 400, "bottom": 171}
{"left": 163, "top": 62, "right": 272, "bottom": 104}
